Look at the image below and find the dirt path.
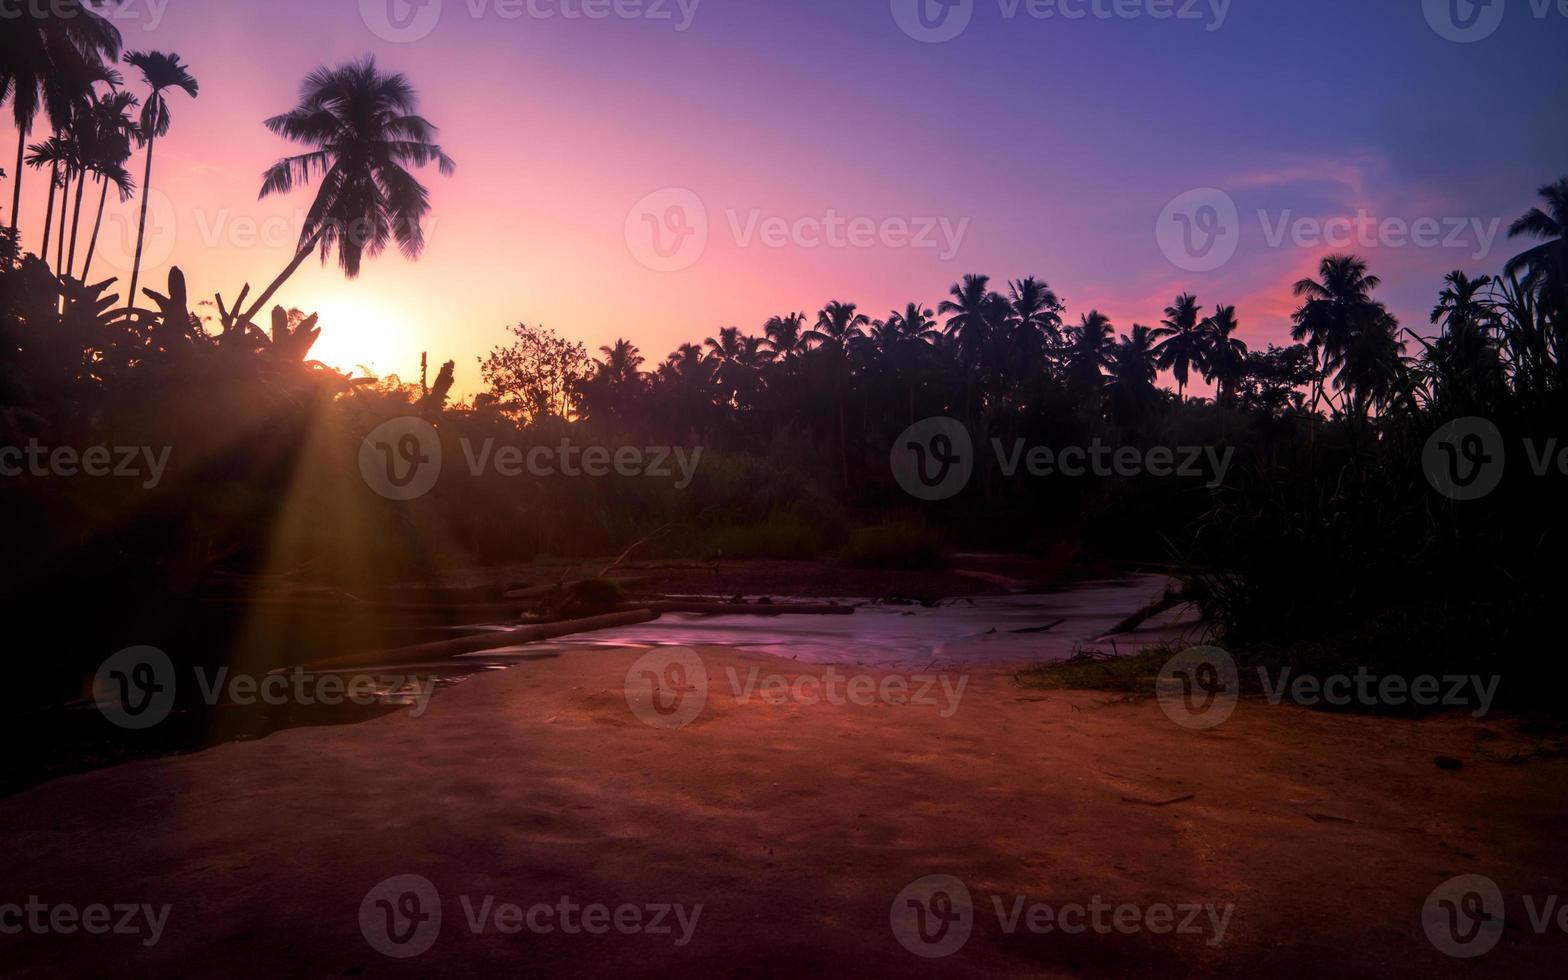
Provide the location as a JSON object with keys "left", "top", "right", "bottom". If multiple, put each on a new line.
{"left": 2, "top": 646, "right": 1564, "bottom": 977}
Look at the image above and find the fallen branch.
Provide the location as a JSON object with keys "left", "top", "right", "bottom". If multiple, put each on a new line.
{"left": 297, "top": 609, "right": 660, "bottom": 671}
{"left": 1011, "top": 618, "right": 1067, "bottom": 634}
{"left": 635, "top": 601, "right": 854, "bottom": 616}
{"left": 1121, "top": 793, "right": 1196, "bottom": 807}
{"left": 1099, "top": 589, "right": 1187, "bottom": 637}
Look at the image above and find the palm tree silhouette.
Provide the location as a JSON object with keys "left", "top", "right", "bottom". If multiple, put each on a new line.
{"left": 245, "top": 56, "right": 454, "bottom": 325}
{"left": 872, "top": 302, "right": 940, "bottom": 424}
{"left": 1506, "top": 177, "right": 1567, "bottom": 316}
{"left": 0, "top": 1, "right": 120, "bottom": 240}
{"left": 1153, "top": 293, "right": 1206, "bottom": 402}
{"left": 1106, "top": 323, "right": 1160, "bottom": 422}
{"left": 78, "top": 88, "right": 139, "bottom": 282}
{"left": 1203, "top": 304, "right": 1249, "bottom": 407}
{"left": 1422, "top": 270, "right": 1502, "bottom": 412}
{"left": 763, "top": 312, "right": 808, "bottom": 361}
{"left": 122, "top": 51, "right": 196, "bottom": 311}
{"left": 1064, "top": 310, "right": 1115, "bottom": 404}
{"left": 805, "top": 300, "right": 868, "bottom": 487}
{"left": 1291, "top": 254, "right": 1394, "bottom": 415}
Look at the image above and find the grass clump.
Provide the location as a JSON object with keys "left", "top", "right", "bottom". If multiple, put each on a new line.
{"left": 840, "top": 522, "right": 947, "bottom": 570}
{"left": 1015, "top": 645, "right": 1177, "bottom": 692}
{"left": 699, "top": 517, "right": 827, "bottom": 560}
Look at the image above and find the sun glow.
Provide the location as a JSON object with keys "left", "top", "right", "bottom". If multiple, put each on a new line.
{"left": 305, "top": 298, "right": 421, "bottom": 382}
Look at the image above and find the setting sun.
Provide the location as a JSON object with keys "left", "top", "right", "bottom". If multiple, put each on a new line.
{"left": 306, "top": 297, "right": 420, "bottom": 381}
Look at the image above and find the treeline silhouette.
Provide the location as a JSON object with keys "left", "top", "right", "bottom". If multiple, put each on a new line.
{"left": 2, "top": 1, "right": 1565, "bottom": 708}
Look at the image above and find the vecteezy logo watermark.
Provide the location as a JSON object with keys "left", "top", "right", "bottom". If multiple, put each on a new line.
{"left": 891, "top": 417, "right": 974, "bottom": 501}
{"left": 359, "top": 0, "right": 702, "bottom": 43}
{"left": 0, "top": 899, "right": 171, "bottom": 947}
{"left": 624, "top": 647, "right": 708, "bottom": 729}
{"left": 1157, "top": 188, "right": 1240, "bottom": 273}
{"left": 624, "top": 189, "right": 971, "bottom": 272}
{"left": 891, "top": 0, "right": 1231, "bottom": 41}
{"left": 1156, "top": 646, "right": 1239, "bottom": 730}
{"left": 1424, "top": 875, "right": 1568, "bottom": 958}
{"left": 1422, "top": 418, "right": 1568, "bottom": 501}
{"left": 92, "top": 646, "right": 440, "bottom": 730}
{"left": 1423, "top": 417, "right": 1504, "bottom": 500}
{"left": 360, "top": 875, "right": 443, "bottom": 958}
{"left": 891, "top": 875, "right": 974, "bottom": 958}
{"left": 0, "top": 441, "right": 172, "bottom": 489}
{"left": 1423, "top": 0, "right": 1509, "bottom": 42}
{"left": 1423, "top": 875, "right": 1505, "bottom": 957}
{"left": 625, "top": 187, "right": 708, "bottom": 272}
{"left": 359, "top": 876, "right": 702, "bottom": 957}
{"left": 93, "top": 646, "right": 178, "bottom": 729}
{"left": 890, "top": 0, "right": 976, "bottom": 43}
{"left": 892, "top": 875, "right": 1234, "bottom": 958}
{"left": 360, "top": 417, "right": 444, "bottom": 501}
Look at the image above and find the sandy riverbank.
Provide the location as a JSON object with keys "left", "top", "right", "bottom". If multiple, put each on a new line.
{"left": 2, "top": 644, "right": 1564, "bottom": 977}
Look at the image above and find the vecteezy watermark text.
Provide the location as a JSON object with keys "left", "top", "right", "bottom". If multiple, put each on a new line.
{"left": 357, "top": 416, "right": 705, "bottom": 501}
{"left": 891, "top": 0, "right": 1232, "bottom": 43}
{"left": 1157, "top": 188, "right": 1505, "bottom": 273}
{"left": 624, "top": 188, "right": 970, "bottom": 272}
{"left": 890, "top": 417, "right": 1234, "bottom": 501}
{"left": 622, "top": 648, "right": 970, "bottom": 730}
{"left": 0, "top": 0, "right": 170, "bottom": 31}
{"left": 93, "top": 646, "right": 438, "bottom": 730}
{"left": 0, "top": 898, "right": 170, "bottom": 947}
{"left": 0, "top": 442, "right": 171, "bottom": 489}
{"left": 890, "top": 874, "right": 1233, "bottom": 959}
{"left": 359, "top": 875, "right": 701, "bottom": 958}
{"left": 360, "top": 0, "right": 702, "bottom": 44}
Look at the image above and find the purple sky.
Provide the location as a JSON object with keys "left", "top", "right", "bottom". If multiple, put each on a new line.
{"left": 5, "top": 0, "right": 1565, "bottom": 391}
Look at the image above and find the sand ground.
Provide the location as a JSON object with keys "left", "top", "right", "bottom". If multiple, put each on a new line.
{"left": 2, "top": 645, "right": 1565, "bottom": 978}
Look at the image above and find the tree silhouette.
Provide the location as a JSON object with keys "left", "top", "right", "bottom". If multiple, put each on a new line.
{"left": 246, "top": 56, "right": 453, "bottom": 324}
{"left": 123, "top": 50, "right": 197, "bottom": 313}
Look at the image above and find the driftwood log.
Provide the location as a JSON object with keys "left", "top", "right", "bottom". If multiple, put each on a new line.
{"left": 299, "top": 609, "right": 660, "bottom": 671}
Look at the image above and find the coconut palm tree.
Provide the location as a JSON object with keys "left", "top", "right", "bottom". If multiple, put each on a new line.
{"left": 123, "top": 50, "right": 197, "bottom": 312}
{"left": 245, "top": 56, "right": 454, "bottom": 325}
{"left": 873, "top": 302, "right": 940, "bottom": 424}
{"left": 805, "top": 300, "right": 869, "bottom": 487}
{"left": 23, "top": 137, "right": 74, "bottom": 265}
{"left": 78, "top": 88, "right": 139, "bottom": 281}
{"left": 1106, "top": 324, "right": 1160, "bottom": 422}
{"left": 1203, "top": 305, "right": 1249, "bottom": 407}
{"left": 762, "top": 312, "right": 808, "bottom": 360}
{"left": 1064, "top": 310, "right": 1116, "bottom": 404}
{"left": 1152, "top": 293, "right": 1206, "bottom": 401}
{"left": 1006, "top": 276, "right": 1064, "bottom": 348}
{"left": 1419, "top": 271, "right": 1504, "bottom": 414}
{"left": 1505, "top": 177, "right": 1567, "bottom": 317}
{"left": 0, "top": 0, "right": 121, "bottom": 240}
{"left": 1291, "top": 254, "right": 1393, "bottom": 414}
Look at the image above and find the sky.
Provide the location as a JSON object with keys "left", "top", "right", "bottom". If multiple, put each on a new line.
{"left": 4, "top": 0, "right": 1566, "bottom": 395}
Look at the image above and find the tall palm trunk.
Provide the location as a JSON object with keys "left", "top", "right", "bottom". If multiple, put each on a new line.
{"left": 82, "top": 175, "right": 110, "bottom": 282}
{"left": 126, "top": 131, "right": 157, "bottom": 313}
{"left": 240, "top": 225, "right": 328, "bottom": 324}
{"left": 39, "top": 163, "right": 58, "bottom": 265}
{"left": 67, "top": 172, "right": 88, "bottom": 279}
{"left": 8, "top": 128, "right": 25, "bottom": 237}
{"left": 56, "top": 169, "right": 70, "bottom": 273}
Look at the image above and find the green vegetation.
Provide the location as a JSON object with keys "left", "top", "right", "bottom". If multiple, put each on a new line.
{"left": 841, "top": 523, "right": 947, "bottom": 571}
